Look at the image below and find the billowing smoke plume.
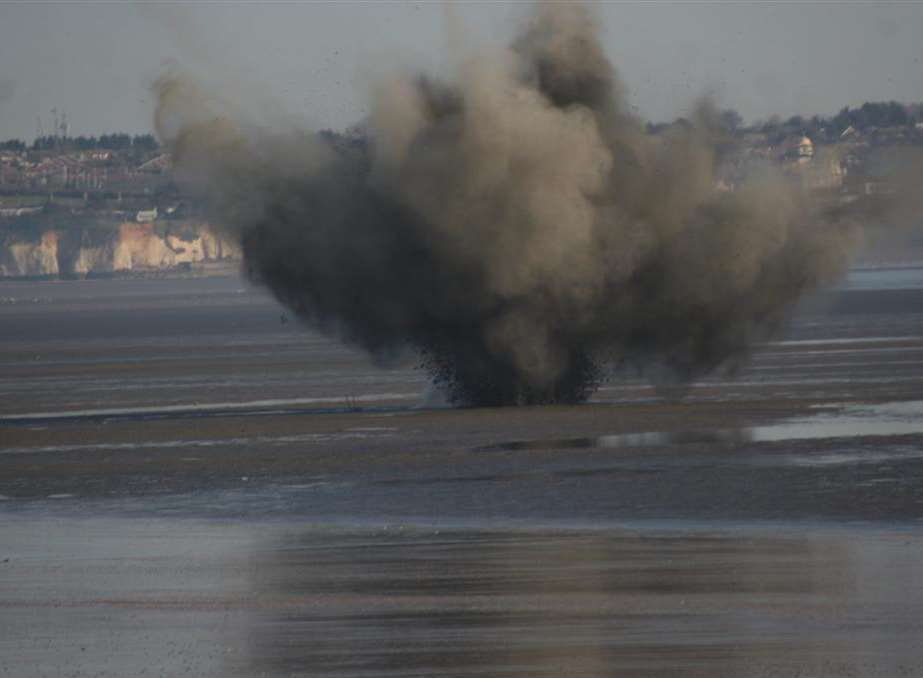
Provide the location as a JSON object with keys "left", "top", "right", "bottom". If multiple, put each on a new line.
{"left": 154, "top": 3, "right": 857, "bottom": 406}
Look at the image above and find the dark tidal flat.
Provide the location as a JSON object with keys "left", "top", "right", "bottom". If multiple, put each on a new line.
{"left": 2, "top": 269, "right": 923, "bottom": 677}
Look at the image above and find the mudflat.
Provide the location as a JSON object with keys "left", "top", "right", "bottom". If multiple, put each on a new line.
{"left": 2, "top": 270, "right": 923, "bottom": 676}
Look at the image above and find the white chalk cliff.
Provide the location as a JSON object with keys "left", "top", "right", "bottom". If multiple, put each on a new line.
{"left": 0, "top": 222, "right": 239, "bottom": 277}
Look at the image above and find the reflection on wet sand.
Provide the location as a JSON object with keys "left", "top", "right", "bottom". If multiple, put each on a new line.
{"left": 241, "top": 529, "right": 923, "bottom": 677}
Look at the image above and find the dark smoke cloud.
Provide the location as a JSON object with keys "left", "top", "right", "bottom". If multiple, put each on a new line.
{"left": 154, "top": 3, "right": 858, "bottom": 406}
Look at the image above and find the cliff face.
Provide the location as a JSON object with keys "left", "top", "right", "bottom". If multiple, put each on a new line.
{"left": 3, "top": 230, "right": 61, "bottom": 277}
{"left": 0, "top": 222, "right": 239, "bottom": 277}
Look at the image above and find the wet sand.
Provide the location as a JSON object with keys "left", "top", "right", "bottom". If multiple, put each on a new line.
{"left": 3, "top": 520, "right": 923, "bottom": 678}
{"left": 2, "top": 270, "right": 923, "bottom": 676}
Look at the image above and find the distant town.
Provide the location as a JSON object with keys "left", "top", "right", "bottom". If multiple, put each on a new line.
{"left": 664, "top": 100, "right": 923, "bottom": 196}
{"left": 0, "top": 116, "right": 223, "bottom": 278}
{"left": 1, "top": 99, "right": 922, "bottom": 277}
{"left": 0, "top": 131, "right": 178, "bottom": 227}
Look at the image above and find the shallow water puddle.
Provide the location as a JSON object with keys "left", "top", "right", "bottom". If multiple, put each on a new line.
{"left": 484, "top": 400, "right": 923, "bottom": 453}
{"left": 751, "top": 399, "right": 923, "bottom": 442}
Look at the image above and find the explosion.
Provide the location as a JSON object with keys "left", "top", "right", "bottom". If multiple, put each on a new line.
{"left": 154, "top": 3, "right": 856, "bottom": 406}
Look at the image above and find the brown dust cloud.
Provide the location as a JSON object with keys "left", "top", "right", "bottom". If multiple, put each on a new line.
{"left": 153, "top": 3, "right": 863, "bottom": 406}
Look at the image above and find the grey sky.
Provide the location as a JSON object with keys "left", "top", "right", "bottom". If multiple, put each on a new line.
{"left": 0, "top": 1, "right": 921, "bottom": 141}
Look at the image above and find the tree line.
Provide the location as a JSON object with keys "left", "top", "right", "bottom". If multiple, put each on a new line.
{"left": 0, "top": 133, "right": 160, "bottom": 153}
{"left": 750, "top": 101, "right": 923, "bottom": 143}
{"left": 649, "top": 101, "right": 922, "bottom": 141}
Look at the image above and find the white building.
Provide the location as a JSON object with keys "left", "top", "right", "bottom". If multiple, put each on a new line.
{"left": 135, "top": 207, "right": 158, "bottom": 223}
